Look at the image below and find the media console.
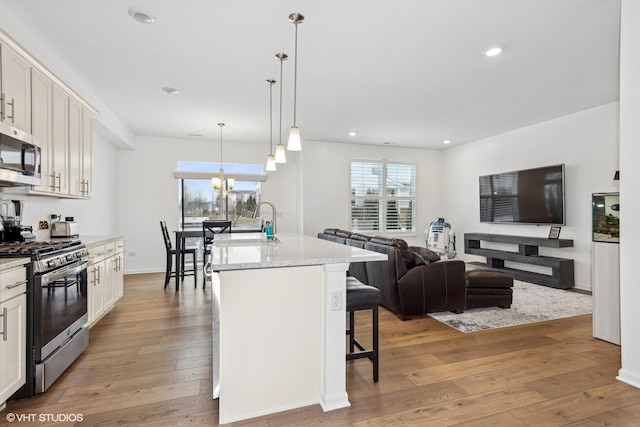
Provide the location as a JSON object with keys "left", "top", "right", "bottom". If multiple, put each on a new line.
{"left": 464, "top": 233, "right": 574, "bottom": 289}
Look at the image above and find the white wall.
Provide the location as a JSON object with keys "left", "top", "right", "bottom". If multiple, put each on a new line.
{"left": 0, "top": 133, "right": 120, "bottom": 235}
{"left": 301, "top": 141, "right": 444, "bottom": 247}
{"left": 618, "top": 0, "right": 640, "bottom": 389}
{"left": 118, "top": 135, "right": 301, "bottom": 273}
{"left": 441, "top": 102, "right": 620, "bottom": 291}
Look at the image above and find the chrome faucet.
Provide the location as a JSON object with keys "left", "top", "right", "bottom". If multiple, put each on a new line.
{"left": 252, "top": 201, "right": 277, "bottom": 236}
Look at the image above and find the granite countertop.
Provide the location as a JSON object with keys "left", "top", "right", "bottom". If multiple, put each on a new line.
{"left": 209, "top": 232, "right": 387, "bottom": 271}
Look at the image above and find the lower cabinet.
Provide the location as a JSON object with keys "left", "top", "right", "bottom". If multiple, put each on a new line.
{"left": 87, "top": 238, "right": 124, "bottom": 327}
{"left": 0, "top": 265, "right": 27, "bottom": 408}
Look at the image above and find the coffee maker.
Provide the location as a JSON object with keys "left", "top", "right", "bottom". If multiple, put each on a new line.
{"left": 0, "top": 199, "right": 36, "bottom": 242}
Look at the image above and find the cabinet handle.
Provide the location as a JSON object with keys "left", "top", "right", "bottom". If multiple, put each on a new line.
{"left": 6, "top": 98, "right": 15, "bottom": 123}
{"left": 1, "top": 307, "right": 7, "bottom": 341}
{"left": 6, "top": 280, "right": 27, "bottom": 289}
{"left": 56, "top": 173, "right": 62, "bottom": 191}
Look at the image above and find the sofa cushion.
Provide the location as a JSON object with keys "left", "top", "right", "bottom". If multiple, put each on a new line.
{"left": 349, "top": 233, "right": 372, "bottom": 242}
{"left": 323, "top": 228, "right": 340, "bottom": 235}
{"left": 335, "top": 229, "right": 352, "bottom": 238}
{"left": 369, "top": 236, "right": 414, "bottom": 269}
{"left": 410, "top": 246, "right": 441, "bottom": 265}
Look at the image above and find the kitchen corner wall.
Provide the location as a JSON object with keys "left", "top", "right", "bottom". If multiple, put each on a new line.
{"left": 441, "top": 102, "right": 620, "bottom": 291}
{"left": 0, "top": 133, "right": 120, "bottom": 237}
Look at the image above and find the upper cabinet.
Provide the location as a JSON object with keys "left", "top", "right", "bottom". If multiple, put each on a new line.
{"left": 0, "top": 32, "right": 97, "bottom": 199}
{"left": 0, "top": 44, "right": 31, "bottom": 133}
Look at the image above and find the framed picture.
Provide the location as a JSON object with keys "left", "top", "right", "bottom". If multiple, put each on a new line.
{"left": 548, "top": 226, "right": 561, "bottom": 239}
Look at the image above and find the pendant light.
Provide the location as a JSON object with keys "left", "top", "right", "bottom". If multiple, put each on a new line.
{"left": 266, "top": 79, "right": 277, "bottom": 172}
{"left": 275, "top": 53, "right": 288, "bottom": 163}
{"left": 212, "top": 122, "right": 225, "bottom": 191}
{"left": 287, "top": 12, "right": 304, "bottom": 151}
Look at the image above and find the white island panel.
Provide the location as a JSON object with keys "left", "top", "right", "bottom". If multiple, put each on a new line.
{"left": 219, "top": 266, "right": 324, "bottom": 423}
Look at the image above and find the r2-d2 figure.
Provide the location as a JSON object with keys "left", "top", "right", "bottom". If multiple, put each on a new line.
{"left": 425, "top": 217, "right": 456, "bottom": 259}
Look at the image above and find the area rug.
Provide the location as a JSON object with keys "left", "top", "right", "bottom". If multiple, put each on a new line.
{"left": 428, "top": 281, "right": 592, "bottom": 333}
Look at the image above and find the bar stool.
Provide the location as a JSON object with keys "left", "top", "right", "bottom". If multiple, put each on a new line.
{"left": 346, "top": 277, "right": 381, "bottom": 382}
{"left": 160, "top": 220, "right": 197, "bottom": 289}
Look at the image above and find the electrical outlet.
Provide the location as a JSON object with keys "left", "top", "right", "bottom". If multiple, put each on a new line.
{"left": 331, "top": 291, "right": 342, "bottom": 311}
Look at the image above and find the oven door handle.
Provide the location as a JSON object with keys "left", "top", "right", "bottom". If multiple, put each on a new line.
{"left": 41, "top": 260, "right": 89, "bottom": 285}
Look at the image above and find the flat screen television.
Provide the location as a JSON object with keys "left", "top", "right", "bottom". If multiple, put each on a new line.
{"left": 479, "top": 164, "right": 565, "bottom": 225}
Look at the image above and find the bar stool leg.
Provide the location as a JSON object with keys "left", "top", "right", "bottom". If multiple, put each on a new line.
{"left": 373, "top": 306, "right": 379, "bottom": 383}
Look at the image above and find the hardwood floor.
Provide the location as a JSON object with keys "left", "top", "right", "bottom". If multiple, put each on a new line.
{"left": 3, "top": 273, "right": 640, "bottom": 426}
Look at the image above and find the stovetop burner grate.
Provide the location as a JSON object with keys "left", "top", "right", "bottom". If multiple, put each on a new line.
{"left": 0, "top": 240, "right": 83, "bottom": 257}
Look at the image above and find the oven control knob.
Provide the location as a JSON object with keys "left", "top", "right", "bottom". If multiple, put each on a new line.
{"left": 47, "top": 259, "right": 56, "bottom": 268}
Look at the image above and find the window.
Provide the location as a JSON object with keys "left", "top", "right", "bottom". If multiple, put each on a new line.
{"left": 350, "top": 160, "right": 416, "bottom": 233}
{"left": 176, "top": 161, "right": 264, "bottom": 228}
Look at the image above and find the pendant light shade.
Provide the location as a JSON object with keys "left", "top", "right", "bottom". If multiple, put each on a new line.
{"left": 287, "top": 126, "right": 301, "bottom": 151}
{"left": 275, "top": 144, "right": 286, "bottom": 163}
{"left": 275, "top": 53, "right": 288, "bottom": 163}
{"left": 212, "top": 122, "right": 226, "bottom": 189}
{"left": 266, "top": 79, "right": 277, "bottom": 172}
{"left": 266, "top": 154, "right": 277, "bottom": 171}
{"left": 287, "top": 12, "right": 304, "bottom": 151}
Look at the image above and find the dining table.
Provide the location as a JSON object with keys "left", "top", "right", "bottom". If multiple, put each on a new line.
{"left": 172, "top": 227, "right": 262, "bottom": 290}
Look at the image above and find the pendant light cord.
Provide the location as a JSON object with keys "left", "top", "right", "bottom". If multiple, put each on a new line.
{"left": 293, "top": 22, "right": 298, "bottom": 127}
{"left": 279, "top": 57, "right": 284, "bottom": 144}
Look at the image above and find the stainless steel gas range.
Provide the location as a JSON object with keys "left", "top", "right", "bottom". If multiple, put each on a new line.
{"left": 0, "top": 240, "right": 90, "bottom": 398}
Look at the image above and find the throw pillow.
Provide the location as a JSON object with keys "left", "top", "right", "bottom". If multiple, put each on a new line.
{"left": 410, "top": 246, "right": 441, "bottom": 265}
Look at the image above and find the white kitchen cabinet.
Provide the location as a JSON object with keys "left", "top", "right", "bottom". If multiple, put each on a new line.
{"left": 0, "top": 265, "right": 28, "bottom": 408}
{"left": 31, "top": 85, "right": 94, "bottom": 198}
{"left": 592, "top": 242, "right": 620, "bottom": 345}
{"left": 114, "top": 239, "right": 124, "bottom": 301}
{"left": 68, "top": 97, "right": 83, "bottom": 197}
{"left": 88, "top": 244, "right": 107, "bottom": 325}
{"left": 31, "top": 68, "right": 53, "bottom": 193}
{"left": 81, "top": 109, "right": 93, "bottom": 197}
{"left": 88, "top": 240, "right": 123, "bottom": 327}
{"left": 50, "top": 85, "right": 69, "bottom": 195}
{"left": 0, "top": 43, "right": 31, "bottom": 133}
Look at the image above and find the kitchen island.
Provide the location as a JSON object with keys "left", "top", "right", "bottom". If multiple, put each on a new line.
{"left": 206, "top": 233, "right": 386, "bottom": 424}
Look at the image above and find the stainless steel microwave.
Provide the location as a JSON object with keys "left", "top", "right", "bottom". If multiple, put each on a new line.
{"left": 0, "top": 121, "right": 41, "bottom": 187}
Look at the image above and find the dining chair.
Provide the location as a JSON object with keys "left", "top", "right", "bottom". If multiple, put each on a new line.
{"left": 202, "top": 220, "right": 232, "bottom": 288}
{"left": 160, "top": 220, "right": 197, "bottom": 289}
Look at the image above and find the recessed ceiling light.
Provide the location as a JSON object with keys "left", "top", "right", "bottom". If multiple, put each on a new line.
{"left": 188, "top": 134, "right": 203, "bottom": 137}
{"left": 348, "top": 131, "right": 357, "bottom": 136}
{"left": 162, "top": 87, "right": 179, "bottom": 95}
{"left": 443, "top": 140, "right": 452, "bottom": 144}
{"left": 483, "top": 47, "right": 503, "bottom": 57}
{"left": 128, "top": 8, "right": 156, "bottom": 24}
{"left": 383, "top": 141, "right": 391, "bottom": 145}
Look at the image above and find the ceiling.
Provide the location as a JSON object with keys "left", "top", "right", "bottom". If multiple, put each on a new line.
{"left": 2, "top": 0, "right": 621, "bottom": 150}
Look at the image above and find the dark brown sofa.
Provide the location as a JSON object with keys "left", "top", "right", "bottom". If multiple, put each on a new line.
{"left": 319, "top": 229, "right": 467, "bottom": 320}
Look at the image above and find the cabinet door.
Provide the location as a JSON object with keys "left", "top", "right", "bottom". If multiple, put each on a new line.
{"left": 88, "top": 262, "right": 105, "bottom": 324}
{"left": 82, "top": 109, "right": 93, "bottom": 197}
{"left": 51, "top": 85, "right": 68, "bottom": 194}
{"left": 115, "top": 255, "right": 124, "bottom": 300}
{"left": 0, "top": 44, "right": 31, "bottom": 132}
{"left": 0, "top": 293, "right": 27, "bottom": 404}
{"left": 104, "top": 256, "right": 115, "bottom": 309}
{"left": 31, "top": 68, "right": 54, "bottom": 193}
{"left": 68, "top": 97, "right": 83, "bottom": 196}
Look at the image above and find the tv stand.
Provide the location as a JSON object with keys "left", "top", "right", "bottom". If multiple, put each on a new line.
{"left": 464, "top": 233, "right": 574, "bottom": 289}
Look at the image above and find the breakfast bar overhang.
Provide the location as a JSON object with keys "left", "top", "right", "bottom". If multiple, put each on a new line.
{"left": 206, "top": 233, "right": 386, "bottom": 424}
